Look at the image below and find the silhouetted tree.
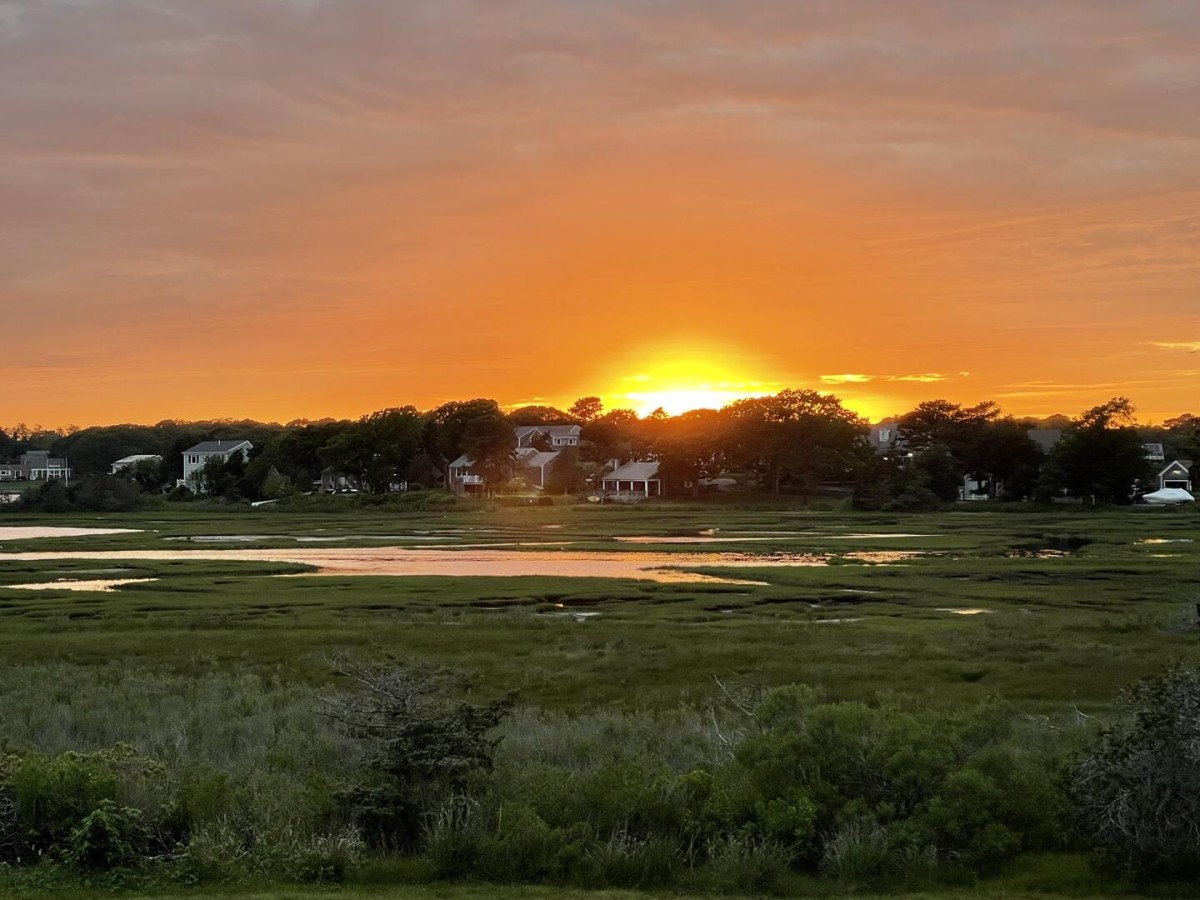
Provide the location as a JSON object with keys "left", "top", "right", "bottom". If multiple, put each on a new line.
{"left": 1040, "top": 398, "right": 1151, "bottom": 504}
{"left": 568, "top": 396, "right": 603, "bottom": 421}
{"left": 726, "top": 390, "right": 867, "bottom": 499}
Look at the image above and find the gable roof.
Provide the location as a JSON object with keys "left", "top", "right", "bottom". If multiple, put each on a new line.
{"left": 521, "top": 450, "right": 560, "bottom": 470}
{"left": 1158, "top": 460, "right": 1191, "bottom": 477}
{"left": 112, "top": 454, "right": 162, "bottom": 466}
{"left": 184, "top": 439, "right": 252, "bottom": 454}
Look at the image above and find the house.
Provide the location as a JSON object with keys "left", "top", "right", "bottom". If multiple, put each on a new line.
{"left": 448, "top": 447, "right": 564, "bottom": 495}
{"left": 515, "top": 424, "right": 581, "bottom": 449}
{"left": 1157, "top": 460, "right": 1193, "bottom": 493}
{"left": 601, "top": 461, "right": 662, "bottom": 500}
{"left": 110, "top": 454, "right": 162, "bottom": 475}
{"left": 448, "top": 424, "right": 579, "bottom": 494}
{"left": 447, "top": 454, "right": 487, "bottom": 494}
{"left": 1143, "top": 443, "right": 1166, "bottom": 464}
{"left": 515, "top": 448, "right": 560, "bottom": 490}
{"left": 0, "top": 451, "right": 72, "bottom": 482}
{"left": 868, "top": 422, "right": 900, "bottom": 454}
{"left": 181, "top": 439, "right": 253, "bottom": 486}
{"left": 316, "top": 467, "right": 361, "bottom": 494}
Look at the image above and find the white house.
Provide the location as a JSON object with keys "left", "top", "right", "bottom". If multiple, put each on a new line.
{"left": 110, "top": 454, "right": 163, "bottom": 475}
{"left": 181, "top": 440, "right": 253, "bottom": 486}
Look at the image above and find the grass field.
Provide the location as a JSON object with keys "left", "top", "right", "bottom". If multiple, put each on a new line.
{"left": 1, "top": 501, "right": 1198, "bottom": 896}
{"left": 1, "top": 503, "right": 1197, "bottom": 711}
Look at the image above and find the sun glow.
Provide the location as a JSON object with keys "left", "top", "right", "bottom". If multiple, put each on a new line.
{"left": 598, "top": 351, "right": 778, "bottom": 417}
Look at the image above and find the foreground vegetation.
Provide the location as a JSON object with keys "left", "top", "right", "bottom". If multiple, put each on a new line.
{"left": 0, "top": 503, "right": 1198, "bottom": 895}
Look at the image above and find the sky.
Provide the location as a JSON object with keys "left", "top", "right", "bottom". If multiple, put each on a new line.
{"left": 2, "top": 0, "right": 1199, "bottom": 427}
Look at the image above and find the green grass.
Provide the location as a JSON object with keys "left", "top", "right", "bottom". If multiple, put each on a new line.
{"left": 1, "top": 504, "right": 1197, "bottom": 712}
{"left": 1, "top": 502, "right": 1199, "bottom": 896}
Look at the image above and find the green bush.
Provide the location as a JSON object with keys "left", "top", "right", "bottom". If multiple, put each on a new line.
{"left": 67, "top": 800, "right": 148, "bottom": 871}
{"left": 1073, "top": 663, "right": 1200, "bottom": 877}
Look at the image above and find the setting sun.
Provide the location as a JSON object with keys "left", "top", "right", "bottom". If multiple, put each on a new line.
{"left": 592, "top": 349, "right": 778, "bottom": 417}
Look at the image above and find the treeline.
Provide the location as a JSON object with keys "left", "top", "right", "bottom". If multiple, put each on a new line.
{"left": 2, "top": 660, "right": 1198, "bottom": 891}
{"left": 4, "top": 393, "right": 1199, "bottom": 509}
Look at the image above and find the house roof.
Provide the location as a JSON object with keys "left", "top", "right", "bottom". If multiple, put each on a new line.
{"left": 521, "top": 451, "right": 560, "bottom": 470}
{"left": 184, "top": 440, "right": 252, "bottom": 454}
{"left": 605, "top": 461, "right": 660, "bottom": 481}
{"left": 448, "top": 454, "right": 474, "bottom": 468}
{"left": 112, "top": 454, "right": 162, "bottom": 466}
{"left": 1158, "top": 460, "right": 1191, "bottom": 477}
{"left": 513, "top": 426, "right": 543, "bottom": 440}
{"left": 1143, "top": 442, "right": 1166, "bottom": 459}
{"left": 543, "top": 425, "right": 581, "bottom": 437}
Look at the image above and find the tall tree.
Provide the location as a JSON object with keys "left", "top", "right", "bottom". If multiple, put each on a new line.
{"left": 725, "top": 390, "right": 867, "bottom": 499}
{"left": 1040, "top": 398, "right": 1151, "bottom": 504}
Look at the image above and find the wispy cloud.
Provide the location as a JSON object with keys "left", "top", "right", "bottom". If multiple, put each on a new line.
{"left": 1150, "top": 341, "right": 1200, "bottom": 352}
{"left": 821, "top": 373, "right": 951, "bottom": 384}
{"left": 820, "top": 374, "right": 874, "bottom": 384}
{"left": 889, "top": 373, "right": 949, "bottom": 383}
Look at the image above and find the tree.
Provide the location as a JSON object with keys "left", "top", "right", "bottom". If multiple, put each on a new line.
{"left": 1073, "top": 664, "right": 1200, "bottom": 877}
{"left": 725, "top": 390, "right": 867, "bottom": 499}
{"left": 260, "top": 467, "right": 296, "bottom": 500}
{"left": 896, "top": 400, "right": 1043, "bottom": 499}
{"left": 545, "top": 446, "right": 585, "bottom": 494}
{"left": 324, "top": 656, "right": 513, "bottom": 850}
{"left": 568, "top": 396, "right": 603, "bottom": 422}
{"left": 654, "top": 408, "right": 727, "bottom": 496}
{"left": 507, "top": 405, "right": 574, "bottom": 425}
{"left": 459, "top": 412, "right": 515, "bottom": 494}
{"left": 1041, "top": 398, "right": 1151, "bottom": 504}
{"left": 426, "top": 399, "right": 506, "bottom": 464}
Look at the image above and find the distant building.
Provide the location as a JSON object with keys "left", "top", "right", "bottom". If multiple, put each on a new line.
{"left": 1157, "top": 460, "right": 1193, "bottom": 493}
{"left": 448, "top": 425, "right": 578, "bottom": 494}
{"left": 0, "top": 451, "right": 72, "bottom": 482}
{"left": 1143, "top": 443, "right": 1166, "bottom": 463}
{"left": 515, "top": 424, "right": 581, "bottom": 448}
{"left": 110, "top": 454, "right": 163, "bottom": 475}
{"left": 868, "top": 422, "right": 900, "bottom": 454}
{"left": 601, "top": 461, "right": 662, "bottom": 500}
{"left": 181, "top": 440, "right": 252, "bottom": 487}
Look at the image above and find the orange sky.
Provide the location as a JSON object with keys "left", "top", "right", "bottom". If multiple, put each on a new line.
{"left": 3, "top": 2, "right": 1199, "bottom": 428}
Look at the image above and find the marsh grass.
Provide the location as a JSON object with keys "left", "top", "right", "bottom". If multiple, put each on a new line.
{"left": 0, "top": 505, "right": 1198, "bottom": 895}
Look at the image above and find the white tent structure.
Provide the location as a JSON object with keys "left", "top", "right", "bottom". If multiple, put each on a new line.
{"left": 1141, "top": 488, "right": 1196, "bottom": 505}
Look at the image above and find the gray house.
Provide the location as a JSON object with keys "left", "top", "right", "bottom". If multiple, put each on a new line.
{"left": 602, "top": 461, "right": 662, "bottom": 500}
{"left": 1157, "top": 460, "right": 1193, "bottom": 492}
{"left": 0, "top": 451, "right": 72, "bottom": 482}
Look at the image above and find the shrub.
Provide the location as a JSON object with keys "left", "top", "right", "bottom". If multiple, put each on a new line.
{"left": 694, "top": 833, "right": 792, "bottom": 894}
{"left": 1073, "top": 663, "right": 1200, "bottom": 877}
{"left": 67, "top": 800, "right": 148, "bottom": 871}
